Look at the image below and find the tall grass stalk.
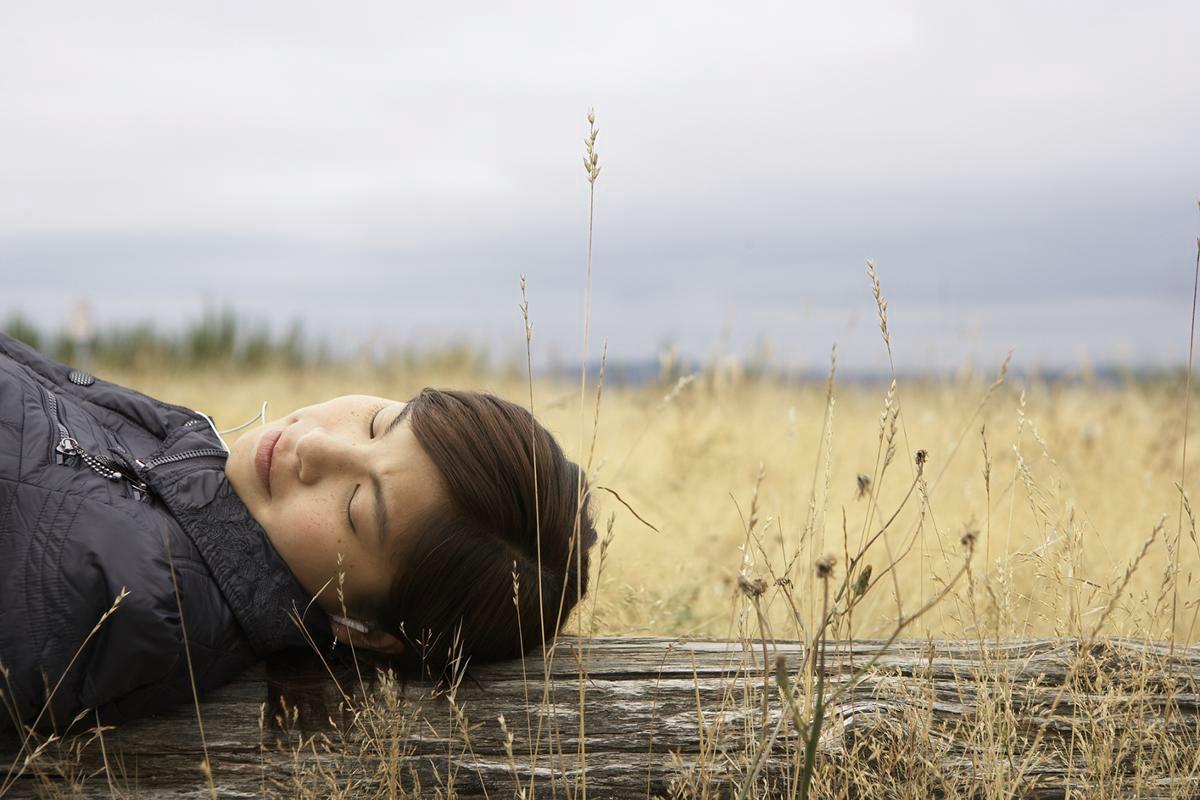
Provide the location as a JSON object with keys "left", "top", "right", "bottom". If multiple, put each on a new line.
{"left": 1171, "top": 207, "right": 1200, "bottom": 654}
{"left": 572, "top": 107, "right": 603, "bottom": 799}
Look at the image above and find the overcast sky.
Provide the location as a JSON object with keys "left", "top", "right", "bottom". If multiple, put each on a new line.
{"left": 2, "top": 2, "right": 1197, "bottom": 374}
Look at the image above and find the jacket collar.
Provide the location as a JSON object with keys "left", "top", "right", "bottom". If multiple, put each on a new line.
{"left": 141, "top": 423, "right": 331, "bottom": 656}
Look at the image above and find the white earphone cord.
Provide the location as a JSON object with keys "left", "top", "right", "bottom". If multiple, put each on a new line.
{"left": 217, "top": 400, "right": 269, "bottom": 436}
{"left": 331, "top": 613, "right": 371, "bottom": 633}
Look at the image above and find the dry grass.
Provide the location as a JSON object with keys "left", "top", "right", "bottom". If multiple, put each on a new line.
{"left": 1, "top": 352, "right": 1179, "bottom": 798}
{"left": 108, "top": 358, "right": 1200, "bottom": 647}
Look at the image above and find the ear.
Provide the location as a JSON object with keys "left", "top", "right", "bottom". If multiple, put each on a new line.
{"left": 330, "top": 620, "right": 406, "bottom": 656}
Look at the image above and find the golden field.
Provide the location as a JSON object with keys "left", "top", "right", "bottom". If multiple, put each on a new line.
{"left": 112, "top": 357, "right": 1200, "bottom": 649}
{"left": 7, "top": 349, "right": 1200, "bottom": 799}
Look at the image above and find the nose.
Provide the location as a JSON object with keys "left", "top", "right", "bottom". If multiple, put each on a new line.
{"left": 295, "top": 427, "right": 360, "bottom": 484}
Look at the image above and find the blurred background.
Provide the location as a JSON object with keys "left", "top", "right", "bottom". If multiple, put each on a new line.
{"left": 4, "top": 0, "right": 1200, "bottom": 645}
{"left": 3, "top": 1, "right": 1198, "bottom": 379}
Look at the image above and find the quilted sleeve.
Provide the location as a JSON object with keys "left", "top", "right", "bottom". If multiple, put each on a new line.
{"left": 1, "top": 499, "right": 255, "bottom": 733}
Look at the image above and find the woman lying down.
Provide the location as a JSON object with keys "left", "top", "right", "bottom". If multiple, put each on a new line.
{"left": 0, "top": 332, "right": 596, "bottom": 733}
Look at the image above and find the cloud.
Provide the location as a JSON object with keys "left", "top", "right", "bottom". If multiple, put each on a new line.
{"left": 1, "top": 1, "right": 1196, "bottom": 370}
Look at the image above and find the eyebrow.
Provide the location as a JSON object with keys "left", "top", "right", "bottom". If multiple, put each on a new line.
{"left": 384, "top": 401, "right": 412, "bottom": 437}
{"left": 370, "top": 402, "right": 412, "bottom": 546}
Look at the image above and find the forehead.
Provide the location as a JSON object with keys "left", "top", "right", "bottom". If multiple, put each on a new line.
{"left": 307, "top": 394, "right": 407, "bottom": 423}
{"left": 334, "top": 393, "right": 393, "bottom": 411}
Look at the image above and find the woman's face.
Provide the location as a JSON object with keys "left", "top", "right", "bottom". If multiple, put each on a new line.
{"left": 225, "top": 394, "right": 448, "bottom": 620}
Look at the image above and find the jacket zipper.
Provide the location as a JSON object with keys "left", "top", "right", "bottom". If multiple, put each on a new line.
{"left": 44, "top": 390, "right": 74, "bottom": 464}
{"left": 45, "top": 389, "right": 150, "bottom": 495}
{"left": 44, "top": 389, "right": 225, "bottom": 493}
{"left": 137, "top": 448, "right": 228, "bottom": 470}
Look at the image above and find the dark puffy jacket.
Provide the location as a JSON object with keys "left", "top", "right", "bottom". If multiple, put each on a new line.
{"left": 0, "top": 332, "right": 329, "bottom": 733}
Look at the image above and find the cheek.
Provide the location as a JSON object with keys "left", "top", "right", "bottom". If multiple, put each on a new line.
{"left": 230, "top": 427, "right": 259, "bottom": 464}
{"left": 271, "top": 496, "right": 353, "bottom": 561}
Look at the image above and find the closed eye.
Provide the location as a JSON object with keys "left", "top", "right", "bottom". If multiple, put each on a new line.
{"left": 348, "top": 484, "right": 360, "bottom": 533}
{"left": 369, "top": 405, "right": 386, "bottom": 438}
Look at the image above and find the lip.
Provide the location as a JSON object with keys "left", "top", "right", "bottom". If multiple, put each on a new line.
{"left": 255, "top": 427, "right": 285, "bottom": 496}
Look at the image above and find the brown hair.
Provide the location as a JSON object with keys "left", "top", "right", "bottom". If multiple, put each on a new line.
{"left": 375, "top": 387, "right": 596, "bottom": 678}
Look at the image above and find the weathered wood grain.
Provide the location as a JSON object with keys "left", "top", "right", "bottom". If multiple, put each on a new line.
{"left": 2, "top": 636, "right": 1198, "bottom": 798}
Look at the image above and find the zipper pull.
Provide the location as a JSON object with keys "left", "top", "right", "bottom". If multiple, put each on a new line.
{"left": 56, "top": 437, "right": 80, "bottom": 465}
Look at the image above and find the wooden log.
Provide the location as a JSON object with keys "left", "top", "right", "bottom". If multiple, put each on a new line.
{"left": 2, "top": 636, "right": 1198, "bottom": 798}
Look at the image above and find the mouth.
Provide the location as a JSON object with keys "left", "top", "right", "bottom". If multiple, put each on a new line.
{"left": 255, "top": 427, "right": 285, "bottom": 496}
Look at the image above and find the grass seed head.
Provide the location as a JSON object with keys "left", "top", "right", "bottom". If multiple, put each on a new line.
{"left": 854, "top": 564, "right": 873, "bottom": 597}
{"left": 738, "top": 574, "right": 767, "bottom": 598}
